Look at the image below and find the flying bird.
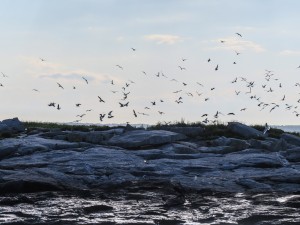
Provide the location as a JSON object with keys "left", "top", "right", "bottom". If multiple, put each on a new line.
{"left": 133, "top": 110, "right": 137, "bottom": 117}
{"left": 57, "top": 82, "right": 64, "bottom": 89}
{"left": 98, "top": 96, "right": 105, "bottom": 103}
{"left": 1, "top": 72, "right": 8, "bottom": 78}
{"left": 116, "top": 65, "right": 123, "bottom": 70}
{"left": 82, "top": 76, "right": 88, "bottom": 84}
{"left": 235, "top": 32, "right": 242, "bottom": 37}
{"left": 215, "top": 65, "right": 218, "bottom": 71}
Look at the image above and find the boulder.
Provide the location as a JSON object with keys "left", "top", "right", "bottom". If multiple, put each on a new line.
{"left": 282, "top": 147, "right": 300, "bottom": 162}
{"left": 281, "top": 133, "right": 300, "bottom": 146}
{"left": 107, "top": 130, "right": 186, "bottom": 148}
{"left": 1, "top": 117, "right": 25, "bottom": 133}
{"left": 198, "top": 146, "right": 236, "bottom": 154}
{"left": 0, "top": 123, "right": 11, "bottom": 136}
{"left": 159, "top": 126, "right": 204, "bottom": 137}
{"left": 85, "top": 129, "right": 124, "bottom": 144}
{"left": 227, "top": 122, "right": 264, "bottom": 138}
{"left": 213, "top": 136, "right": 250, "bottom": 150}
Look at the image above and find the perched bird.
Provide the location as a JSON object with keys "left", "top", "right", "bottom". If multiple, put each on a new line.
{"left": 263, "top": 123, "right": 270, "bottom": 135}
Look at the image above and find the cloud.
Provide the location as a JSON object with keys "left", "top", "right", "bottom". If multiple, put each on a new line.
{"left": 210, "top": 37, "right": 266, "bottom": 53}
{"left": 279, "top": 50, "right": 300, "bottom": 56}
{"left": 144, "top": 34, "right": 182, "bottom": 45}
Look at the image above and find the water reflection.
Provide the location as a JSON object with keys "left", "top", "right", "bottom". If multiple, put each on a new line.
{"left": 0, "top": 191, "right": 299, "bottom": 224}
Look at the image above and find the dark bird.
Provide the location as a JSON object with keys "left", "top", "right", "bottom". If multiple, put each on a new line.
{"left": 98, "top": 96, "right": 105, "bottom": 103}
{"left": 57, "top": 104, "right": 61, "bottom": 110}
{"left": 76, "top": 114, "right": 86, "bottom": 118}
{"left": 281, "top": 95, "right": 285, "bottom": 101}
{"left": 111, "top": 80, "right": 114, "bottom": 85}
{"left": 178, "top": 66, "right": 186, "bottom": 70}
{"left": 182, "top": 82, "right": 187, "bottom": 86}
{"left": 158, "top": 111, "right": 165, "bottom": 115}
{"left": 1, "top": 72, "right": 8, "bottom": 78}
{"left": 145, "top": 107, "right": 150, "bottom": 109}
{"left": 182, "top": 58, "right": 187, "bottom": 61}
{"left": 82, "top": 76, "right": 88, "bottom": 84}
{"left": 32, "top": 89, "right": 39, "bottom": 92}
{"left": 220, "top": 40, "right": 225, "bottom": 43}
{"left": 99, "top": 113, "right": 106, "bottom": 122}
{"left": 57, "top": 82, "right": 64, "bottom": 89}
{"left": 142, "top": 71, "right": 147, "bottom": 75}
{"left": 210, "top": 87, "right": 215, "bottom": 91}
{"left": 40, "top": 58, "right": 46, "bottom": 62}
{"left": 151, "top": 101, "right": 156, "bottom": 106}
{"left": 48, "top": 102, "right": 56, "bottom": 107}
{"left": 228, "top": 112, "right": 235, "bottom": 115}
{"left": 201, "top": 114, "right": 208, "bottom": 117}
{"left": 86, "top": 109, "right": 92, "bottom": 112}
{"left": 173, "top": 90, "right": 182, "bottom": 93}
{"left": 133, "top": 110, "right": 137, "bottom": 117}
{"left": 207, "top": 58, "right": 211, "bottom": 62}
{"left": 131, "top": 47, "right": 136, "bottom": 51}
{"left": 75, "top": 103, "right": 81, "bottom": 107}
{"left": 108, "top": 111, "right": 114, "bottom": 119}
{"left": 231, "top": 77, "right": 238, "bottom": 83}
{"left": 175, "top": 100, "right": 183, "bottom": 104}
{"left": 240, "top": 108, "right": 247, "bottom": 111}
{"left": 119, "top": 102, "right": 129, "bottom": 107}
{"left": 215, "top": 64, "right": 218, "bottom": 71}
{"left": 204, "top": 98, "right": 209, "bottom": 101}
{"left": 116, "top": 65, "right": 123, "bottom": 70}
{"left": 235, "top": 32, "right": 242, "bottom": 37}
{"left": 235, "top": 51, "right": 241, "bottom": 55}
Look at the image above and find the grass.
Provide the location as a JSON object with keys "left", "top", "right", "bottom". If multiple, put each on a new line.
{"left": 21, "top": 120, "right": 299, "bottom": 140}
{"left": 22, "top": 121, "right": 112, "bottom": 132}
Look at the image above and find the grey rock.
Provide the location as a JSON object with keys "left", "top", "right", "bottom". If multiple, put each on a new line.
{"left": 228, "top": 122, "right": 264, "bottom": 138}
{"left": 108, "top": 130, "right": 186, "bottom": 148}
{"left": 158, "top": 126, "right": 204, "bottom": 137}
{"left": 282, "top": 147, "right": 300, "bottom": 162}
{"left": 198, "top": 146, "right": 237, "bottom": 154}
{"left": 0, "top": 123, "right": 11, "bottom": 136}
{"left": 85, "top": 129, "right": 124, "bottom": 144}
{"left": 236, "top": 178, "right": 273, "bottom": 192}
{"left": 1, "top": 117, "right": 25, "bottom": 133}
{"left": 160, "top": 142, "right": 199, "bottom": 154}
{"left": 213, "top": 136, "right": 250, "bottom": 150}
{"left": 281, "top": 133, "right": 300, "bottom": 146}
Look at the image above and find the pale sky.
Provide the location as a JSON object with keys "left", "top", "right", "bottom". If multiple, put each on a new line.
{"left": 1, "top": 0, "right": 300, "bottom": 125}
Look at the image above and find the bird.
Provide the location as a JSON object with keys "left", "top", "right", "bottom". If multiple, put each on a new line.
{"left": 182, "top": 58, "right": 187, "bottom": 61}
{"left": 235, "top": 32, "right": 242, "bottom": 37}
{"left": 1, "top": 72, "right": 8, "bottom": 78}
{"left": 207, "top": 58, "right": 211, "bottom": 62}
{"left": 86, "top": 109, "right": 92, "bottom": 112}
{"left": 48, "top": 102, "right": 56, "bottom": 107}
{"left": 131, "top": 47, "right": 136, "bottom": 51}
{"left": 99, "top": 113, "right": 106, "bottom": 122}
{"left": 75, "top": 103, "right": 81, "bottom": 107}
{"left": 108, "top": 111, "right": 114, "bottom": 119}
{"left": 98, "top": 96, "right": 105, "bottom": 103}
{"left": 263, "top": 123, "right": 270, "bottom": 135}
{"left": 182, "top": 82, "right": 187, "bottom": 86}
{"left": 119, "top": 102, "right": 129, "bottom": 107}
{"left": 76, "top": 114, "right": 86, "bottom": 118}
{"left": 133, "top": 110, "right": 137, "bottom": 117}
{"left": 178, "top": 66, "right": 186, "bottom": 70}
{"left": 240, "top": 108, "right": 247, "bottom": 111}
{"left": 142, "top": 71, "right": 147, "bottom": 75}
{"left": 228, "top": 112, "right": 235, "bottom": 115}
{"left": 82, "top": 76, "right": 88, "bottom": 84}
{"left": 158, "top": 111, "right": 165, "bottom": 115}
{"left": 57, "top": 104, "right": 61, "bottom": 110}
{"left": 151, "top": 101, "right": 156, "bottom": 106}
{"left": 39, "top": 58, "right": 46, "bottom": 62}
{"left": 215, "top": 65, "right": 218, "bottom": 71}
{"left": 116, "top": 65, "right": 123, "bottom": 70}
{"left": 32, "top": 89, "right": 39, "bottom": 92}
{"left": 235, "top": 51, "right": 241, "bottom": 55}
{"left": 57, "top": 82, "right": 64, "bottom": 89}
{"left": 173, "top": 90, "right": 182, "bottom": 93}
{"left": 201, "top": 114, "right": 208, "bottom": 117}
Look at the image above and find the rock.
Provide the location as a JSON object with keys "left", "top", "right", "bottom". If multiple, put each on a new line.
{"left": 1, "top": 117, "right": 25, "bottom": 133}
{"left": 84, "top": 129, "right": 124, "bottom": 144}
{"left": 160, "top": 142, "right": 199, "bottom": 154}
{"left": 249, "top": 139, "right": 274, "bottom": 150}
{"left": 108, "top": 130, "right": 186, "bottom": 148}
{"left": 236, "top": 178, "right": 273, "bottom": 192}
{"left": 0, "top": 123, "right": 11, "bottom": 136}
{"left": 225, "top": 152, "right": 285, "bottom": 168}
{"left": 213, "top": 136, "right": 250, "bottom": 150}
{"left": 159, "top": 126, "right": 204, "bottom": 137}
{"left": 227, "top": 122, "right": 264, "bottom": 138}
{"left": 198, "top": 146, "right": 236, "bottom": 154}
{"left": 66, "top": 131, "right": 86, "bottom": 142}
{"left": 282, "top": 147, "right": 300, "bottom": 162}
{"left": 281, "top": 133, "right": 300, "bottom": 146}
{"left": 83, "top": 205, "right": 113, "bottom": 213}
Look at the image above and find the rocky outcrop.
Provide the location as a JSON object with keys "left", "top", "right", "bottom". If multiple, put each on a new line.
{"left": 228, "top": 122, "right": 264, "bottom": 138}
{"left": 107, "top": 130, "right": 187, "bottom": 148}
{"left": 0, "top": 117, "right": 25, "bottom": 137}
{"left": 0, "top": 120, "right": 299, "bottom": 195}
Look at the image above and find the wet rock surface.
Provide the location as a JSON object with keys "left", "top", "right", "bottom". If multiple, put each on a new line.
{"left": 0, "top": 119, "right": 300, "bottom": 224}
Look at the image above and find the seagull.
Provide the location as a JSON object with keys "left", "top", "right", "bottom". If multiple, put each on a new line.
{"left": 142, "top": 71, "right": 147, "bottom": 75}
{"left": 182, "top": 58, "right": 187, "bottom": 61}
{"left": 228, "top": 113, "right": 235, "bottom": 115}
{"left": 240, "top": 108, "right": 247, "bottom": 111}
{"left": 207, "top": 58, "right": 211, "bottom": 62}
{"left": 82, "top": 76, "right": 88, "bottom": 84}
{"left": 263, "top": 123, "right": 270, "bottom": 135}
{"left": 48, "top": 102, "right": 56, "bottom": 107}
{"left": 40, "top": 58, "right": 46, "bottom": 62}
{"left": 76, "top": 114, "right": 86, "bottom": 118}
{"left": 57, "top": 82, "right": 64, "bottom": 89}
{"left": 86, "top": 109, "right": 92, "bottom": 112}
{"left": 235, "top": 51, "right": 241, "bottom": 55}
{"left": 108, "top": 111, "right": 114, "bottom": 118}
{"left": 178, "top": 66, "right": 186, "bottom": 70}
{"left": 116, "top": 65, "right": 123, "bottom": 70}
{"left": 235, "top": 32, "right": 242, "bottom": 37}
{"left": 215, "top": 65, "right": 218, "bottom": 71}
{"left": 75, "top": 103, "right": 81, "bottom": 107}
{"left": 98, "top": 96, "right": 105, "bottom": 103}
{"left": 119, "top": 102, "right": 129, "bottom": 107}
{"left": 1, "top": 72, "right": 8, "bottom": 78}
{"left": 99, "top": 113, "right": 106, "bottom": 122}
{"left": 133, "top": 110, "right": 137, "bottom": 117}
{"left": 32, "top": 89, "right": 39, "bottom": 92}
{"left": 151, "top": 101, "right": 156, "bottom": 106}
{"left": 131, "top": 47, "right": 136, "bottom": 51}
{"left": 158, "top": 111, "right": 165, "bottom": 115}
{"left": 57, "top": 104, "right": 61, "bottom": 110}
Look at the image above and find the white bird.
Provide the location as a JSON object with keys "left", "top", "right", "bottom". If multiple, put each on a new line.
{"left": 263, "top": 123, "right": 271, "bottom": 135}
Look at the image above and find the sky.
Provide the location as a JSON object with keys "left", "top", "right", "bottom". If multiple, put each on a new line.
{"left": 1, "top": 0, "right": 300, "bottom": 125}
